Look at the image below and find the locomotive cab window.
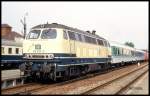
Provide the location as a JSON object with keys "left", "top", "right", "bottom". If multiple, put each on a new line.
{"left": 41, "top": 29, "right": 57, "bottom": 39}
{"left": 27, "top": 30, "right": 41, "bottom": 39}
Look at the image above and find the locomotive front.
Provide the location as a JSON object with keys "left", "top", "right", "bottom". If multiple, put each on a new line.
{"left": 20, "top": 26, "right": 64, "bottom": 80}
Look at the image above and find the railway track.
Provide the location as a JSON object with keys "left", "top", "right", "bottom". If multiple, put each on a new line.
{"left": 2, "top": 62, "right": 148, "bottom": 95}
{"left": 81, "top": 64, "right": 148, "bottom": 95}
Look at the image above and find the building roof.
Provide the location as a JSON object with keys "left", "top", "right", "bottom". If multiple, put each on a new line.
{"left": 2, "top": 39, "right": 22, "bottom": 47}
{"left": 1, "top": 24, "right": 12, "bottom": 28}
{"left": 2, "top": 31, "right": 23, "bottom": 40}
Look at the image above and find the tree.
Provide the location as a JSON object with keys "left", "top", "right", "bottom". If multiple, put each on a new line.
{"left": 125, "top": 42, "right": 134, "bottom": 48}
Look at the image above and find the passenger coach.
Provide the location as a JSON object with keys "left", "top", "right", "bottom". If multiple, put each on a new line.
{"left": 110, "top": 41, "right": 146, "bottom": 66}
{"left": 2, "top": 39, "right": 23, "bottom": 68}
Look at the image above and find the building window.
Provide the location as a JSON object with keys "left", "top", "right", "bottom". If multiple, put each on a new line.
{"left": 2, "top": 47, "right": 4, "bottom": 54}
{"left": 16, "top": 48, "right": 19, "bottom": 54}
{"left": 8, "top": 48, "right": 12, "bottom": 54}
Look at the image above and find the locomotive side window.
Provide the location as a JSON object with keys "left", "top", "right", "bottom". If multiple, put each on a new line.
{"left": 103, "top": 41, "right": 108, "bottom": 47}
{"left": 92, "top": 38, "right": 97, "bottom": 44}
{"left": 27, "top": 30, "right": 41, "bottom": 39}
{"left": 41, "top": 29, "right": 57, "bottom": 39}
{"left": 75, "top": 33, "right": 82, "bottom": 42}
{"left": 85, "top": 36, "right": 89, "bottom": 43}
{"left": 85, "top": 36, "right": 92, "bottom": 44}
{"left": 8, "top": 48, "right": 12, "bottom": 54}
{"left": 63, "top": 30, "right": 68, "bottom": 40}
{"left": 75, "top": 33, "right": 80, "bottom": 41}
{"left": 97, "top": 39, "right": 104, "bottom": 46}
{"left": 81, "top": 35, "right": 85, "bottom": 42}
{"left": 16, "top": 48, "right": 19, "bottom": 54}
{"left": 68, "top": 31, "right": 76, "bottom": 40}
{"left": 78, "top": 34, "right": 82, "bottom": 41}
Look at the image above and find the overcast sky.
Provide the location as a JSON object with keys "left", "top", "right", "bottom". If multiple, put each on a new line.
{"left": 2, "top": 2, "right": 148, "bottom": 50}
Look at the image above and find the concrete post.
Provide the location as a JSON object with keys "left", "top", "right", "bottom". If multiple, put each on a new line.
{"left": 12, "top": 79, "right": 16, "bottom": 86}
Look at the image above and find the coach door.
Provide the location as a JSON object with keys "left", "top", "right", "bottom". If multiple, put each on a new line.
{"left": 68, "top": 31, "right": 76, "bottom": 54}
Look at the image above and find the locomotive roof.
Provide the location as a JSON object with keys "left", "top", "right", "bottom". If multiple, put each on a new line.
{"left": 32, "top": 23, "right": 106, "bottom": 40}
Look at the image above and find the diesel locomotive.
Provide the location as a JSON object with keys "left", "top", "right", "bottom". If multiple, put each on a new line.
{"left": 19, "top": 23, "right": 148, "bottom": 81}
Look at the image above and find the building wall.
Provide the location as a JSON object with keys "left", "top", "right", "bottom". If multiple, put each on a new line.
{"left": 1, "top": 27, "right": 12, "bottom": 36}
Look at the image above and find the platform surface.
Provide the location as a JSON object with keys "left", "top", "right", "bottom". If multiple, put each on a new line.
{"left": 1, "top": 69, "right": 22, "bottom": 81}
{"left": 122, "top": 71, "right": 149, "bottom": 95}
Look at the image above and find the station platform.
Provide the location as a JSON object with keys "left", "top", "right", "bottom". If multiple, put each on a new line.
{"left": 122, "top": 71, "right": 149, "bottom": 95}
{"left": 1, "top": 69, "right": 24, "bottom": 89}
{"left": 1, "top": 69, "right": 22, "bottom": 81}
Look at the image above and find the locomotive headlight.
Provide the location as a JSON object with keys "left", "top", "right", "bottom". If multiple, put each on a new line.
{"left": 25, "top": 54, "right": 32, "bottom": 58}
{"left": 25, "top": 54, "right": 29, "bottom": 58}
{"left": 49, "top": 54, "right": 54, "bottom": 59}
{"left": 46, "top": 55, "right": 49, "bottom": 58}
{"left": 29, "top": 55, "right": 31, "bottom": 58}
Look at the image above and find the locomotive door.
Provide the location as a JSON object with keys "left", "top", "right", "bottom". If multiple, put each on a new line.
{"left": 69, "top": 40, "right": 75, "bottom": 54}
{"left": 67, "top": 30, "right": 76, "bottom": 54}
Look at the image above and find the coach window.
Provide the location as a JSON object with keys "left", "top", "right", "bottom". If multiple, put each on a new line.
{"left": 16, "top": 48, "right": 19, "bottom": 54}
{"left": 8, "top": 48, "right": 12, "bottom": 54}
{"left": 41, "top": 29, "right": 57, "bottom": 39}
{"left": 119, "top": 48, "right": 122, "bottom": 55}
{"left": 122, "top": 49, "right": 124, "bottom": 56}
{"left": 111, "top": 46, "right": 115, "bottom": 55}
{"left": 63, "top": 30, "right": 68, "bottom": 40}
{"left": 117, "top": 48, "right": 120, "bottom": 55}
{"left": 2, "top": 47, "right": 4, "bottom": 54}
{"left": 131, "top": 51, "right": 134, "bottom": 56}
